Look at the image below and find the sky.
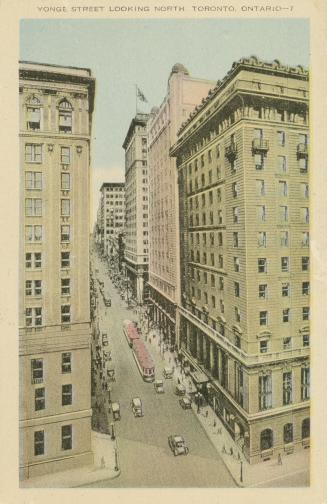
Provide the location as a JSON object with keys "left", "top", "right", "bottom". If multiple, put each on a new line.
{"left": 20, "top": 18, "right": 309, "bottom": 224}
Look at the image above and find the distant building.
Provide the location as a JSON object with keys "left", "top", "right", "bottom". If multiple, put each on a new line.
{"left": 98, "top": 182, "right": 125, "bottom": 258}
{"left": 171, "top": 56, "right": 310, "bottom": 464}
{"left": 123, "top": 113, "right": 150, "bottom": 303}
{"left": 19, "top": 62, "right": 95, "bottom": 478}
{"left": 148, "top": 63, "right": 215, "bottom": 348}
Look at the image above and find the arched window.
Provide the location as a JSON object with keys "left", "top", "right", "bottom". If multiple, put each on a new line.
{"left": 283, "top": 423, "right": 293, "bottom": 444}
{"left": 58, "top": 99, "right": 73, "bottom": 133}
{"left": 260, "top": 428, "right": 273, "bottom": 451}
{"left": 302, "top": 418, "right": 310, "bottom": 439}
{"left": 26, "top": 96, "right": 41, "bottom": 131}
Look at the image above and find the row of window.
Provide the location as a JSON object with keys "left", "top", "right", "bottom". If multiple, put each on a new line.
{"left": 32, "top": 355, "right": 71, "bottom": 383}
{"left": 25, "top": 278, "right": 70, "bottom": 297}
{"left": 25, "top": 98, "right": 73, "bottom": 134}
{"left": 26, "top": 305, "right": 70, "bottom": 327}
{"left": 34, "top": 384, "right": 72, "bottom": 410}
{"left": 25, "top": 252, "right": 70, "bottom": 269}
{"left": 25, "top": 198, "right": 72, "bottom": 217}
{"left": 259, "top": 368, "right": 309, "bottom": 411}
{"left": 34, "top": 425, "right": 72, "bottom": 456}
{"left": 25, "top": 171, "right": 71, "bottom": 191}
{"left": 190, "top": 230, "right": 309, "bottom": 249}
{"left": 25, "top": 144, "right": 72, "bottom": 163}
{"left": 260, "top": 419, "right": 309, "bottom": 452}
{"left": 190, "top": 253, "right": 309, "bottom": 272}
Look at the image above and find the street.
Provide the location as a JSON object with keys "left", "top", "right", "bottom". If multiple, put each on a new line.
{"left": 84, "top": 248, "right": 236, "bottom": 487}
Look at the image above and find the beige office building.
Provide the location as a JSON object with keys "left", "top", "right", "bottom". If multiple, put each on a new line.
{"left": 123, "top": 113, "right": 150, "bottom": 303}
{"left": 19, "top": 62, "right": 95, "bottom": 479}
{"left": 171, "top": 57, "right": 310, "bottom": 464}
{"left": 148, "top": 63, "right": 214, "bottom": 347}
{"left": 98, "top": 182, "right": 125, "bottom": 257}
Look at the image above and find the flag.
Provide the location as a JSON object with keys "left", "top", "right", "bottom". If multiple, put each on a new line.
{"left": 137, "top": 86, "right": 148, "bottom": 103}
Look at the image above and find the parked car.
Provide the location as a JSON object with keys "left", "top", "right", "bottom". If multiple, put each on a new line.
{"left": 163, "top": 367, "right": 173, "bottom": 379}
{"left": 154, "top": 380, "right": 164, "bottom": 394}
{"left": 103, "top": 350, "right": 112, "bottom": 361}
{"left": 179, "top": 397, "right": 192, "bottom": 409}
{"left": 131, "top": 397, "right": 143, "bottom": 417}
{"left": 104, "top": 298, "right": 111, "bottom": 307}
{"left": 175, "top": 384, "right": 186, "bottom": 396}
{"left": 102, "top": 333, "right": 108, "bottom": 346}
{"left": 168, "top": 435, "right": 189, "bottom": 456}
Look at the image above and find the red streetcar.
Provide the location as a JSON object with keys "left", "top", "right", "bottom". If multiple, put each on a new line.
{"left": 123, "top": 319, "right": 140, "bottom": 347}
{"left": 132, "top": 339, "right": 155, "bottom": 382}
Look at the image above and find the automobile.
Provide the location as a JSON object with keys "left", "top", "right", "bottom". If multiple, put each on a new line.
{"left": 179, "top": 397, "right": 192, "bottom": 409}
{"left": 102, "top": 333, "right": 108, "bottom": 346}
{"left": 175, "top": 384, "right": 186, "bottom": 396}
{"left": 111, "top": 402, "right": 121, "bottom": 421}
{"left": 163, "top": 367, "right": 173, "bottom": 379}
{"left": 104, "top": 298, "right": 111, "bottom": 307}
{"left": 154, "top": 380, "right": 164, "bottom": 394}
{"left": 168, "top": 435, "right": 189, "bottom": 456}
{"left": 131, "top": 397, "right": 143, "bottom": 417}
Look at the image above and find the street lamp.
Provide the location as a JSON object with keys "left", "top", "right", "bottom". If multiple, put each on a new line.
{"left": 240, "top": 460, "right": 243, "bottom": 483}
{"left": 114, "top": 446, "right": 119, "bottom": 472}
{"left": 111, "top": 421, "right": 116, "bottom": 441}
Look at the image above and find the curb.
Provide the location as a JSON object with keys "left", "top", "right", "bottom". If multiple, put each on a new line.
{"left": 73, "top": 468, "right": 121, "bottom": 487}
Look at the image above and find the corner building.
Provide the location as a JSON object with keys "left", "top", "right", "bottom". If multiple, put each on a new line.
{"left": 123, "top": 113, "right": 150, "bottom": 303}
{"left": 147, "top": 64, "right": 215, "bottom": 347}
{"left": 19, "top": 62, "right": 95, "bottom": 479}
{"left": 171, "top": 57, "right": 310, "bottom": 464}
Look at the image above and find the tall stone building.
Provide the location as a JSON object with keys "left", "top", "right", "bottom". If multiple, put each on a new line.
{"left": 98, "top": 182, "right": 125, "bottom": 257}
{"left": 148, "top": 63, "right": 215, "bottom": 348}
{"left": 171, "top": 57, "right": 310, "bottom": 464}
{"left": 19, "top": 62, "right": 95, "bottom": 479}
{"left": 123, "top": 113, "right": 150, "bottom": 303}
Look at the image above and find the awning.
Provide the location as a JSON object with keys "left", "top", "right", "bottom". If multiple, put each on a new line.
{"left": 190, "top": 370, "right": 209, "bottom": 384}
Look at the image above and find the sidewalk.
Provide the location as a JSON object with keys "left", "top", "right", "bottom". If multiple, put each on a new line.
{"left": 139, "top": 317, "right": 310, "bottom": 488}
{"left": 20, "top": 431, "right": 120, "bottom": 488}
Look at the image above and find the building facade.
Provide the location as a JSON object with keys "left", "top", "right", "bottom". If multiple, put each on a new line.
{"left": 123, "top": 113, "right": 150, "bottom": 304}
{"left": 148, "top": 63, "right": 215, "bottom": 348}
{"left": 171, "top": 56, "right": 310, "bottom": 464}
{"left": 98, "top": 182, "right": 125, "bottom": 258}
{"left": 19, "top": 62, "right": 95, "bottom": 479}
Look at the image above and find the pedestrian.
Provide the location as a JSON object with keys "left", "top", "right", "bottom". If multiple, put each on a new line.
{"left": 230, "top": 447, "right": 233, "bottom": 457}
{"left": 205, "top": 410, "right": 209, "bottom": 419}
{"left": 177, "top": 378, "right": 180, "bottom": 385}
{"left": 213, "top": 419, "right": 217, "bottom": 428}
{"left": 278, "top": 453, "right": 282, "bottom": 465}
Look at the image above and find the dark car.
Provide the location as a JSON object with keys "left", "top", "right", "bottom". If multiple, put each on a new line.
{"left": 179, "top": 397, "right": 192, "bottom": 409}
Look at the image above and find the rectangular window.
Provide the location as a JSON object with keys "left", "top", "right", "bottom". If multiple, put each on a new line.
{"left": 34, "top": 280, "right": 42, "bottom": 296}
{"left": 259, "top": 311, "right": 268, "bottom": 326}
{"left": 218, "top": 232, "right": 223, "bottom": 246}
{"left": 60, "top": 252, "right": 70, "bottom": 269}
{"left": 301, "top": 183, "right": 309, "bottom": 199}
{"left": 211, "top": 295, "right": 216, "bottom": 308}
{"left": 234, "top": 306, "right": 241, "bottom": 322}
{"left": 218, "top": 210, "right": 223, "bottom": 224}
{"left": 303, "top": 307, "right": 310, "bottom": 321}
{"left": 61, "top": 278, "right": 70, "bottom": 296}
{"left": 283, "top": 337, "right": 292, "bottom": 350}
{"left": 25, "top": 252, "right": 32, "bottom": 268}
{"left": 61, "top": 305, "right": 71, "bottom": 323}
{"left": 208, "top": 150, "right": 212, "bottom": 163}
{"left": 254, "top": 153, "right": 264, "bottom": 170}
{"left": 280, "top": 230, "right": 289, "bottom": 247}
{"left": 219, "top": 277, "right": 224, "bottom": 291}
{"left": 281, "top": 256, "right": 289, "bottom": 272}
{"left": 62, "top": 352, "right": 71, "bottom": 373}
{"left": 31, "top": 359, "right": 43, "bottom": 384}
{"left": 258, "top": 284, "right": 267, "bottom": 299}
{"left": 283, "top": 372, "right": 292, "bottom": 405}
{"left": 259, "top": 374, "right": 272, "bottom": 410}
{"left": 234, "top": 282, "right": 240, "bottom": 297}
{"left": 302, "top": 232, "right": 309, "bottom": 247}
{"left": 303, "top": 334, "right": 310, "bottom": 347}
{"left": 233, "top": 207, "right": 239, "bottom": 224}
{"left": 299, "top": 157, "right": 308, "bottom": 173}
{"left": 258, "top": 231, "right": 267, "bottom": 247}
{"left": 279, "top": 180, "right": 288, "bottom": 197}
{"left": 302, "top": 256, "right": 309, "bottom": 271}
{"left": 301, "top": 207, "right": 310, "bottom": 224}
{"left": 27, "top": 106, "right": 41, "bottom": 130}
{"left": 234, "top": 257, "right": 240, "bottom": 272}
{"left": 25, "top": 280, "right": 32, "bottom": 296}
{"left": 219, "top": 299, "right": 225, "bottom": 313}
{"left": 277, "top": 130, "right": 285, "bottom": 146}
{"left": 25, "top": 144, "right": 42, "bottom": 163}
{"left": 26, "top": 307, "right": 42, "bottom": 327}
{"left": 256, "top": 179, "right": 265, "bottom": 196}
{"left": 282, "top": 282, "right": 290, "bottom": 297}
{"left": 260, "top": 340, "right": 268, "bottom": 354}
{"left": 257, "top": 205, "right": 266, "bottom": 222}
{"left": 25, "top": 171, "right": 42, "bottom": 190}
{"left": 232, "top": 182, "right": 238, "bottom": 198}
{"left": 61, "top": 173, "right": 70, "bottom": 190}
{"left": 211, "top": 274, "right": 215, "bottom": 287}
{"left": 34, "top": 253, "right": 42, "bottom": 268}
{"left": 62, "top": 384, "right": 72, "bottom": 406}
{"left": 25, "top": 198, "right": 42, "bottom": 217}
{"left": 278, "top": 155, "right": 287, "bottom": 173}
{"left": 61, "top": 199, "right": 70, "bottom": 216}
{"left": 258, "top": 258, "right": 267, "bottom": 273}
{"left": 35, "top": 387, "right": 45, "bottom": 411}
{"left": 61, "top": 225, "right": 70, "bottom": 242}
{"left": 233, "top": 232, "right": 239, "bottom": 247}
{"left": 302, "top": 281, "right": 310, "bottom": 295}
{"left": 34, "top": 430, "right": 44, "bottom": 456}
{"left": 282, "top": 308, "right": 290, "bottom": 322}
{"left": 61, "top": 425, "right": 72, "bottom": 450}
{"left": 280, "top": 205, "right": 288, "bottom": 222}
{"left": 60, "top": 147, "right": 71, "bottom": 164}
{"left": 301, "top": 367, "right": 310, "bottom": 400}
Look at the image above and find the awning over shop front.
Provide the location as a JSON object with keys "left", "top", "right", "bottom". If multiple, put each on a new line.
{"left": 190, "top": 370, "right": 209, "bottom": 384}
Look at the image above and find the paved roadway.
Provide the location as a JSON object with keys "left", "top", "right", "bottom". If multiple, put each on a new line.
{"left": 84, "top": 249, "right": 235, "bottom": 488}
